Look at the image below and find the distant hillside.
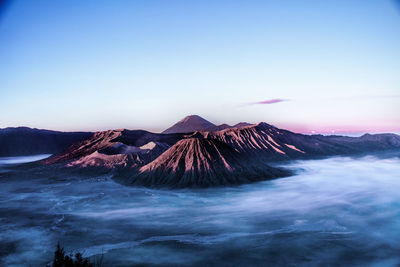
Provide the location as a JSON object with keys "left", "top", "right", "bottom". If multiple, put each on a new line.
{"left": 0, "top": 127, "right": 92, "bottom": 156}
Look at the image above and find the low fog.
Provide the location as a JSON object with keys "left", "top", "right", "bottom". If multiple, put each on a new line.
{"left": 0, "top": 154, "right": 400, "bottom": 266}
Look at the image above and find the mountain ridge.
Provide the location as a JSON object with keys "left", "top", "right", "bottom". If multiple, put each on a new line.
{"left": 161, "top": 115, "right": 254, "bottom": 134}
{"left": 3, "top": 116, "right": 400, "bottom": 188}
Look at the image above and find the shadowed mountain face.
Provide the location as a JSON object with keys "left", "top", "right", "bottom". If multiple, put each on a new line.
{"left": 6, "top": 115, "right": 400, "bottom": 188}
{"left": 0, "top": 127, "right": 92, "bottom": 156}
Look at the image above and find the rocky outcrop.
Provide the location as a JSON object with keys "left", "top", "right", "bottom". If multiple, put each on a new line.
{"left": 66, "top": 151, "right": 144, "bottom": 169}
{"left": 42, "top": 129, "right": 181, "bottom": 168}
{"left": 43, "top": 130, "right": 124, "bottom": 164}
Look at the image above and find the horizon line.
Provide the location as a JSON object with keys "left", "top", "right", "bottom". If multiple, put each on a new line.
{"left": 1, "top": 124, "right": 399, "bottom": 137}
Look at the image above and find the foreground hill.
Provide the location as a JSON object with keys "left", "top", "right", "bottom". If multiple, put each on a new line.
{"left": 130, "top": 138, "right": 290, "bottom": 187}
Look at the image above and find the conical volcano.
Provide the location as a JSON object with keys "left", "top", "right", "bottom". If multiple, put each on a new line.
{"left": 162, "top": 115, "right": 215, "bottom": 134}
{"left": 130, "top": 137, "right": 291, "bottom": 188}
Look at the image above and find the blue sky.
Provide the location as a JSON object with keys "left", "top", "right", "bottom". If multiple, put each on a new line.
{"left": 0, "top": 0, "right": 399, "bottom": 133}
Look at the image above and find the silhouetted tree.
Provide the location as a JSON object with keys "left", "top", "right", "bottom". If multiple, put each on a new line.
{"left": 51, "top": 242, "right": 93, "bottom": 267}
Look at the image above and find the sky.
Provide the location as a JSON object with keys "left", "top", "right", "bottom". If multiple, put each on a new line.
{"left": 0, "top": 0, "right": 399, "bottom": 134}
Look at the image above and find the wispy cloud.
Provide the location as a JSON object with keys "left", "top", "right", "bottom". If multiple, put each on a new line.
{"left": 251, "top": 98, "right": 289, "bottom": 105}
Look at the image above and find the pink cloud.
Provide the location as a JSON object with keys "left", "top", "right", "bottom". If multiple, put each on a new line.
{"left": 251, "top": 98, "right": 288, "bottom": 105}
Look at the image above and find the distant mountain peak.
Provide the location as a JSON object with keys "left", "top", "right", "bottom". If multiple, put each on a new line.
{"left": 178, "top": 115, "right": 205, "bottom": 123}
{"left": 162, "top": 115, "right": 256, "bottom": 134}
{"left": 256, "top": 122, "right": 275, "bottom": 128}
{"left": 162, "top": 115, "right": 216, "bottom": 134}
